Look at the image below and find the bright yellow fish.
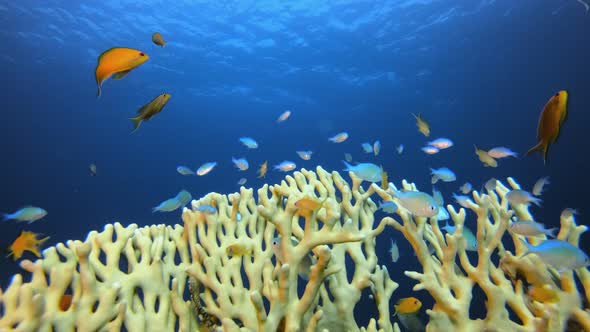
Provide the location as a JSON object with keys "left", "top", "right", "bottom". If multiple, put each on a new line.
{"left": 95, "top": 47, "right": 149, "bottom": 97}
{"left": 412, "top": 113, "right": 430, "bottom": 137}
{"left": 226, "top": 243, "right": 252, "bottom": 257}
{"left": 526, "top": 90, "right": 568, "bottom": 164}
{"left": 130, "top": 93, "right": 171, "bottom": 132}
{"left": 393, "top": 297, "right": 422, "bottom": 315}
{"left": 8, "top": 231, "right": 49, "bottom": 260}
{"left": 528, "top": 285, "right": 558, "bottom": 303}
{"left": 295, "top": 196, "right": 327, "bottom": 218}
{"left": 474, "top": 145, "right": 498, "bottom": 168}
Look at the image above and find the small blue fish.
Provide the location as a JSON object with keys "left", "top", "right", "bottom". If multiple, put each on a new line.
{"left": 436, "top": 206, "right": 450, "bottom": 221}
{"left": 342, "top": 161, "right": 382, "bottom": 182}
{"left": 196, "top": 205, "right": 217, "bottom": 214}
{"left": 521, "top": 239, "right": 590, "bottom": 272}
{"left": 510, "top": 220, "right": 558, "bottom": 238}
{"left": 373, "top": 140, "right": 381, "bottom": 156}
{"left": 232, "top": 157, "right": 249, "bottom": 171}
{"left": 274, "top": 161, "right": 296, "bottom": 172}
{"left": 452, "top": 193, "right": 472, "bottom": 208}
{"left": 422, "top": 146, "right": 439, "bottom": 155}
{"left": 239, "top": 137, "right": 258, "bottom": 149}
{"left": 442, "top": 222, "right": 477, "bottom": 251}
{"left": 153, "top": 198, "right": 181, "bottom": 213}
{"left": 487, "top": 147, "right": 518, "bottom": 159}
{"left": 329, "top": 132, "right": 349, "bottom": 143}
{"left": 296, "top": 150, "right": 313, "bottom": 160}
{"left": 431, "top": 167, "right": 456, "bottom": 184}
{"left": 378, "top": 201, "right": 398, "bottom": 214}
{"left": 361, "top": 143, "right": 373, "bottom": 153}
{"left": 392, "top": 189, "right": 438, "bottom": 218}
{"left": 177, "top": 166, "right": 194, "bottom": 176}
{"left": 196, "top": 162, "right": 217, "bottom": 176}
{"left": 506, "top": 189, "right": 542, "bottom": 207}
{"left": 3, "top": 207, "right": 47, "bottom": 223}
{"left": 176, "top": 190, "right": 192, "bottom": 207}
{"left": 427, "top": 138, "right": 454, "bottom": 149}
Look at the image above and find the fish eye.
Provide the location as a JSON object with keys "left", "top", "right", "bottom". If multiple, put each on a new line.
{"left": 414, "top": 300, "right": 418, "bottom": 304}
{"left": 139, "top": 52, "right": 145, "bottom": 56}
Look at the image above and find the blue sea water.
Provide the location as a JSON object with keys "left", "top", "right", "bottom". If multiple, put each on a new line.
{"left": 1, "top": 0, "right": 589, "bottom": 327}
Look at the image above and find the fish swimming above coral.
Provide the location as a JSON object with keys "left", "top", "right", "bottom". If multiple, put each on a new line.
{"left": 7, "top": 231, "right": 49, "bottom": 260}
{"left": 3, "top": 206, "right": 47, "bottom": 223}
{"left": 342, "top": 161, "right": 382, "bottom": 182}
{"left": 526, "top": 90, "right": 569, "bottom": 164}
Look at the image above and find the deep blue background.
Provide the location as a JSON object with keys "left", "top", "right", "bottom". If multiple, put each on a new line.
{"left": 1, "top": 0, "right": 589, "bottom": 326}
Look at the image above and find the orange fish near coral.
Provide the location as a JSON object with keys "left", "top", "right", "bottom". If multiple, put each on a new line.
{"left": 59, "top": 294, "right": 73, "bottom": 311}
{"left": 8, "top": 231, "right": 49, "bottom": 260}
{"left": 295, "top": 196, "right": 327, "bottom": 217}
{"left": 258, "top": 161, "right": 268, "bottom": 178}
{"left": 95, "top": 47, "right": 149, "bottom": 97}
{"left": 393, "top": 297, "right": 422, "bottom": 316}
{"left": 526, "top": 91, "right": 569, "bottom": 164}
{"left": 381, "top": 168, "right": 388, "bottom": 190}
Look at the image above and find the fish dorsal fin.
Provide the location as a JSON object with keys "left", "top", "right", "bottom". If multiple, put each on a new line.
{"left": 113, "top": 70, "right": 132, "bottom": 80}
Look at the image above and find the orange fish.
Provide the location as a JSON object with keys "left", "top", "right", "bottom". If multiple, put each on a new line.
{"left": 258, "top": 161, "right": 268, "bottom": 178}
{"left": 381, "top": 168, "right": 388, "bottom": 190}
{"left": 393, "top": 297, "right": 422, "bottom": 316}
{"left": 8, "top": 231, "right": 49, "bottom": 260}
{"left": 295, "top": 196, "right": 327, "bottom": 217}
{"left": 526, "top": 91, "right": 569, "bottom": 164}
{"left": 95, "top": 47, "right": 149, "bottom": 97}
{"left": 59, "top": 294, "right": 73, "bottom": 311}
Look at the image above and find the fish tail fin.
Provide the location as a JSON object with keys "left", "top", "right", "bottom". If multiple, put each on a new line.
{"left": 518, "top": 238, "right": 533, "bottom": 257}
{"left": 431, "top": 175, "right": 439, "bottom": 184}
{"left": 342, "top": 160, "right": 352, "bottom": 171}
{"left": 130, "top": 116, "right": 143, "bottom": 133}
{"left": 526, "top": 142, "right": 549, "bottom": 164}
{"left": 532, "top": 197, "right": 543, "bottom": 207}
{"left": 2, "top": 214, "right": 9, "bottom": 222}
{"left": 546, "top": 227, "right": 559, "bottom": 238}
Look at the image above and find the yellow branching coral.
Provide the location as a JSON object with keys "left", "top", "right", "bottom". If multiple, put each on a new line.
{"left": 372, "top": 177, "right": 590, "bottom": 331}
{"left": 1, "top": 167, "right": 589, "bottom": 332}
{"left": 0, "top": 167, "right": 398, "bottom": 332}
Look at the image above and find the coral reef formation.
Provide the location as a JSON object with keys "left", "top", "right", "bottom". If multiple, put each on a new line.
{"left": 0, "top": 167, "right": 588, "bottom": 331}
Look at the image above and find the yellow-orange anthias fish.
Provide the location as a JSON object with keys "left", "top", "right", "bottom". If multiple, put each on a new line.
{"left": 412, "top": 113, "right": 430, "bottom": 137}
{"left": 381, "top": 169, "right": 388, "bottom": 190}
{"left": 95, "top": 47, "right": 149, "bottom": 97}
{"left": 295, "top": 196, "right": 327, "bottom": 217}
{"left": 130, "top": 93, "right": 171, "bottom": 132}
{"left": 8, "top": 231, "right": 49, "bottom": 260}
{"left": 393, "top": 297, "right": 422, "bottom": 316}
{"left": 526, "top": 90, "right": 568, "bottom": 164}
{"left": 258, "top": 161, "right": 268, "bottom": 178}
{"left": 152, "top": 32, "right": 166, "bottom": 47}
